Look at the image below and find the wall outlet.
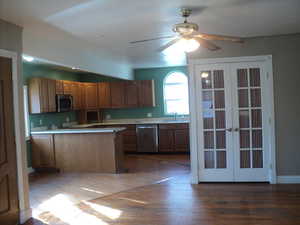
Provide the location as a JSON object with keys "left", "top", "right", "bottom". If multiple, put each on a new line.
{"left": 147, "top": 113, "right": 152, "bottom": 118}
{"left": 106, "top": 114, "right": 111, "bottom": 120}
{"left": 66, "top": 117, "right": 70, "bottom": 122}
{"left": 39, "top": 119, "right": 42, "bottom": 125}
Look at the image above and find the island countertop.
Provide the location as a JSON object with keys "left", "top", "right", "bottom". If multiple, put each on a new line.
{"left": 31, "top": 127, "right": 126, "bottom": 135}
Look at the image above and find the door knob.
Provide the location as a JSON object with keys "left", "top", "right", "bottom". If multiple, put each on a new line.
{"left": 234, "top": 128, "right": 240, "bottom": 132}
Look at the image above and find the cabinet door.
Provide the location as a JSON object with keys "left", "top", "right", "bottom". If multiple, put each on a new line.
{"left": 125, "top": 81, "right": 138, "bottom": 108}
{"left": 56, "top": 80, "right": 64, "bottom": 94}
{"left": 158, "top": 129, "right": 174, "bottom": 152}
{"left": 32, "top": 135, "right": 56, "bottom": 168}
{"left": 47, "top": 79, "right": 57, "bottom": 112}
{"left": 174, "top": 129, "right": 190, "bottom": 152}
{"left": 63, "top": 81, "right": 72, "bottom": 95}
{"left": 138, "top": 80, "right": 155, "bottom": 107}
{"left": 85, "top": 83, "right": 98, "bottom": 109}
{"left": 111, "top": 82, "right": 125, "bottom": 108}
{"left": 40, "top": 78, "right": 49, "bottom": 113}
{"left": 122, "top": 125, "right": 137, "bottom": 152}
{"left": 79, "top": 83, "right": 86, "bottom": 109}
{"left": 98, "top": 82, "right": 111, "bottom": 108}
{"left": 71, "top": 82, "right": 81, "bottom": 110}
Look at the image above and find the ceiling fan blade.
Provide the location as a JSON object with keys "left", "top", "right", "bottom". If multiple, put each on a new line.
{"left": 194, "top": 33, "right": 244, "bottom": 43}
{"left": 194, "top": 37, "right": 221, "bottom": 51}
{"left": 157, "top": 38, "right": 181, "bottom": 52}
{"left": 130, "top": 35, "right": 175, "bottom": 44}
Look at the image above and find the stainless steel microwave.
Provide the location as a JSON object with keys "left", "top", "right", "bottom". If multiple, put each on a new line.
{"left": 56, "top": 94, "right": 73, "bottom": 112}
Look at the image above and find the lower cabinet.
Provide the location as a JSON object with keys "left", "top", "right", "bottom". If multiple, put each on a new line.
{"left": 31, "top": 135, "right": 56, "bottom": 168}
{"left": 158, "top": 124, "right": 189, "bottom": 153}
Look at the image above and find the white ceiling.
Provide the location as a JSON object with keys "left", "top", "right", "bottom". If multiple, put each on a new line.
{"left": 1, "top": 0, "right": 300, "bottom": 77}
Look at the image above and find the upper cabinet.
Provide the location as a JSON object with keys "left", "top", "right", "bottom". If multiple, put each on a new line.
{"left": 29, "top": 78, "right": 56, "bottom": 114}
{"left": 84, "top": 83, "right": 98, "bottom": 110}
{"left": 138, "top": 80, "right": 156, "bottom": 107}
{"left": 110, "top": 82, "right": 125, "bottom": 108}
{"left": 28, "top": 78, "right": 156, "bottom": 114}
{"left": 125, "top": 81, "right": 139, "bottom": 108}
{"left": 98, "top": 82, "right": 111, "bottom": 108}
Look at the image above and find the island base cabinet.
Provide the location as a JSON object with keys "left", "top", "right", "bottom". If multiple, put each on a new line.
{"left": 54, "top": 133, "right": 124, "bottom": 173}
{"left": 32, "top": 135, "right": 56, "bottom": 169}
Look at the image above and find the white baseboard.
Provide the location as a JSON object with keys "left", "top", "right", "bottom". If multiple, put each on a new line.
{"left": 27, "top": 167, "right": 34, "bottom": 174}
{"left": 277, "top": 176, "right": 300, "bottom": 183}
{"left": 19, "top": 207, "right": 32, "bottom": 224}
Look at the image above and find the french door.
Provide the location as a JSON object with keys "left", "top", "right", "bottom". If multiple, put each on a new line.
{"left": 196, "top": 62, "right": 269, "bottom": 182}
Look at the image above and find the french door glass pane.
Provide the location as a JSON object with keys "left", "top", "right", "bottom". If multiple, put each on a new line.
{"left": 201, "top": 69, "right": 227, "bottom": 169}
{"left": 238, "top": 89, "right": 249, "bottom": 107}
{"left": 251, "top": 89, "right": 261, "bottom": 107}
{"left": 202, "top": 71, "right": 212, "bottom": 89}
{"left": 239, "top": 110, "right": 250, "bottom": 128}
{"left": 214, "top": 90, "right": 225, "bottom": 108}
{"left": 252, "top": 150, "right": 263, "bottom": 168}
{"left": 216, "top": 151, "right": 226, "bottom": 168}
{"left": 204, "top": 151, "right": 215, "bottom": 168}
{"left": 215, "top": 111, "right": 225, "bottom": 129}
{"left": 240, "top": 150, "right": 251, "bottom": 168}
{"left": 237, "top": 69, "right": 248, "bottom": 87}
{"left": 204, "top": 131, "right": 214, "bottom": 149}
{"left": 216, "top": 131, "right": 226, "bottom": 149}
{"left": 213, "top": 70, "right": 224, "bottom": 88}
{"left": 250, "top": 68, "right": 261, "bottom": 87}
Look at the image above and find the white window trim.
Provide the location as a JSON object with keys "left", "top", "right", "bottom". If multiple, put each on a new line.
{"left": 163, "top": 71, "right": 189, "bottom": 115}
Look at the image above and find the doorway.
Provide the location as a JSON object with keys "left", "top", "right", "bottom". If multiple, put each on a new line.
{"left": 189, "top": 56, "right": 276, "bottom": 183}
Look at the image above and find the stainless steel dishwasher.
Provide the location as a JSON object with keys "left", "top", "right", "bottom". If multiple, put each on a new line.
{"left": 136, "top": 124, "right": 158, "bottom": 152}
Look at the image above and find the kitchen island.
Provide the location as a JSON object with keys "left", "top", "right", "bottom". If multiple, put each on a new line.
{"left": 31, "top": 127, "right": 126, "bottom": 173}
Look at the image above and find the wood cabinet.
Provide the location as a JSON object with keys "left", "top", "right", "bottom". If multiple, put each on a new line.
{"left": 70, "top": 82, "right": 82, "bottom": 110}
{"left": 29, "top": 78, "right": 156, "bottom": 114}
{"left": 29, "top": 78, "right": 56, "bottom": 113}
{"left": 111, "top": 82, "right": 125, "bottom": 108}
{"left": 56, "top": 80, "right": 64, "bottom": 94}
{"left": 98, "top": 82, "right": 111, "bottom": 108}
{"left": 158, "top": 123, "right": 189, "bottom": 152}
{"left": 84, "top": 83, "right": 98, "bottom": 109}
{"left": 31, "top": 134, "right": 56, "bottom": 168}
{"left": 122, "top": 125, "right": 137, "bottom": 152}
{"left": 125, "top": 81, "right": 139, "bottom": 108}
{"left": 47, "top": 79, "right": 57, "bottom": 112}
{"left": 63, "top": 80, "right": 72, "bottom": 95}
{"left": 138, "top": 80, "right": 155, "bottom": 107}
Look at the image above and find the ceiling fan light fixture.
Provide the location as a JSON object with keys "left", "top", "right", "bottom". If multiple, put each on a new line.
{"left": 179, "top": 38, "right": 200, "bottom": 53}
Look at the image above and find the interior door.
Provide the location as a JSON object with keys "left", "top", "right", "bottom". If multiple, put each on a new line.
{"left": 231, "top": 62, "right": 268, "bottom": 181}
{"left": 196, "top": 62, "right": 269, "bottom": 182}
{"left": 196, "top": 64, "right": 234, "bottom": 181}
{"left": 0, "top": 57, "right": 19, "bottom": 225}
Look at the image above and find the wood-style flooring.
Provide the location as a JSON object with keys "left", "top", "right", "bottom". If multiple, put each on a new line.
{"left": 24, "top": 154, "right": 300, "bottom": 225}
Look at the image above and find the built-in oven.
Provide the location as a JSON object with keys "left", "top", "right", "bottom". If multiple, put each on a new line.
{"left": 56, "top": 94, "right": 73, "bottom": 112}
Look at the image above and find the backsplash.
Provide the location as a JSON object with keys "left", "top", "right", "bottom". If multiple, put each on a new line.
{"left": 29, "top": 111, "right": 77, "bottom": 130}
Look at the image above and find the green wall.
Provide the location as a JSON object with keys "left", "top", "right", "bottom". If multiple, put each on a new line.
{"left": 103, "top": 66, "right": 188, "bottom": 119}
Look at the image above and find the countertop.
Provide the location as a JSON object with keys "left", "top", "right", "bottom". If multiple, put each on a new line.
{"left": 71, "top": 118, "right": 189, "bottom": 128}
{"left": 31, "top": 127, "right": 126, "bottom": 135}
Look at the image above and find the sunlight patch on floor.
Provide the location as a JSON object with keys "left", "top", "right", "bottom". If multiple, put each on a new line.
{"left": 34, "top": 193, "right": 123, "bottom": 225}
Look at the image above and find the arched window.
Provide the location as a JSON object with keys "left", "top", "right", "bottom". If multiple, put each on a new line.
{"left": 163, "top": 72, "right": 189, "bottom": 115}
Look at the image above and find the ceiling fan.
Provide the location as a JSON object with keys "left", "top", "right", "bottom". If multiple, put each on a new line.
{"left": 130, "top": 8, "right": 244, "bottom": 53}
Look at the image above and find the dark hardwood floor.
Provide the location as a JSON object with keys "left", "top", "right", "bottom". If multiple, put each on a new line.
{"left": 23, "top": 155, "right": 300, "bottom": 225}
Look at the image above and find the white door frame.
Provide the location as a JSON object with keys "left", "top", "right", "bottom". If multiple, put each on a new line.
{"left": 0, "top": 49, "right": 32, "bottom": 223}
{"left": 188, "top": 55, "right": 276, "bottom": 184}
